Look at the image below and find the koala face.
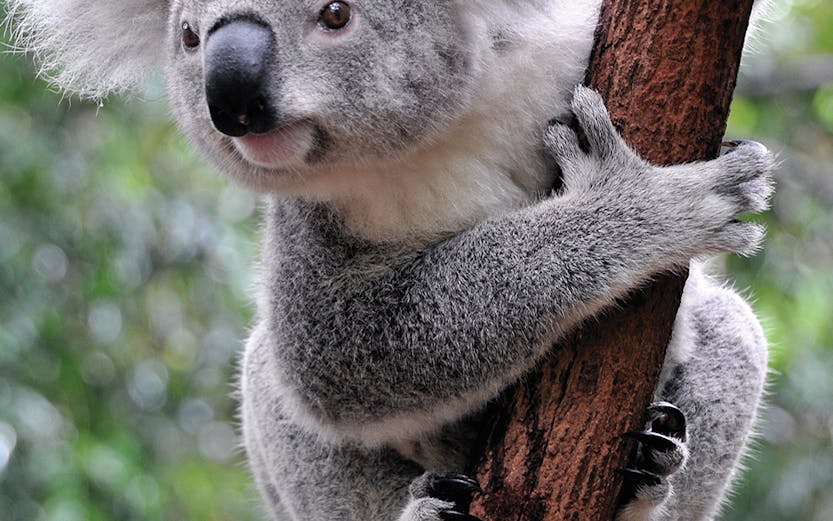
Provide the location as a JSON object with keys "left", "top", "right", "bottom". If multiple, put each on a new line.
{"left": 166, "top": 0, "right": 475, "bottom": 193}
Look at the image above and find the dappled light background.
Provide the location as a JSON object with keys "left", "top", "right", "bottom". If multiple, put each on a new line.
{"left": 1, "top": 1, "right": 832, "bottom": 520}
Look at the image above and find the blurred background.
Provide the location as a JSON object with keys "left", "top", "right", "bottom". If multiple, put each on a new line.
{"left": 1, "top": 1, "right": 831, "bottom": 520}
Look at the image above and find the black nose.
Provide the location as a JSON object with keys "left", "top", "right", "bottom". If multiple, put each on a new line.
{"left": 204, "top": 19, "right": 276, "bottom": 137}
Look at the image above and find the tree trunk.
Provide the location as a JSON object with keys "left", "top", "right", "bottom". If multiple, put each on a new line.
{"left": 468, "top": 1, "right": 755, "bottom": 520}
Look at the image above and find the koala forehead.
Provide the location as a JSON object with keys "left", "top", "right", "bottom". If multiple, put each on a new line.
{"left": 176, "top": 0, "right": 458, "bottom": 23}
{"left": 173, "top": 1, "right": 466, "bottom": 51}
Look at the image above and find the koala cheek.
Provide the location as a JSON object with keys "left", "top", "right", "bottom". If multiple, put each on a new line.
{"left": 281, "top": 80, "right": 325, "bottom": 118}
{"left": 167, "top": 72, "right": 208, "bottom": 132}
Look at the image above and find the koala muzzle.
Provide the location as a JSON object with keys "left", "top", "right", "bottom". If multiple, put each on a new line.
{"left": 204, "top": 19, "right": 276, "bottom": 137}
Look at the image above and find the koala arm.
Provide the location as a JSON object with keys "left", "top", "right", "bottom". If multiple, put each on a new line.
{"left": 263, "top": 87, "right": 774, "bottom": 443}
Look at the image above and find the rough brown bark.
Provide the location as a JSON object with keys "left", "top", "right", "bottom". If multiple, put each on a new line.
{"left": 468, "top": 2, "right": 755, "bottom": 520}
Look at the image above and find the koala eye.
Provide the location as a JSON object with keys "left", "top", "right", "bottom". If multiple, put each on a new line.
{"left": 319, "top": 2, "right": 351, "bottom": 31}
{"left": 181, "top": 21, "right": 201, "bottom": 49}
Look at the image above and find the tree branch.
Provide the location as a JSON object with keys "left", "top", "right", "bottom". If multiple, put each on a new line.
{"left": 468, "top": 1, "right": 755, "bottom": 519}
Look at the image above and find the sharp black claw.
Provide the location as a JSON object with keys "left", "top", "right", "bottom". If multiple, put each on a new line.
{"left": 720, "top": 140, "right": 743, "bottom": 156}
{"left": 428, "top": 474, "right": 482, "bottom": 512}
{"left": 439, "top": 511, "right": 482, "bottom": 521}
{"left": 720, "top": 139, "right": 766, "bottom": 155}
{"left": 647, "top": 402, "right": 687, "bottom": 440}
{"left": 428, "top": 474, "right": 482, "bottom": 497}
{"left": 622, "top": 430, "right": 678, "bottom": 452}
{"left": 616, "top": 468, "right": 662, "bottom": 487}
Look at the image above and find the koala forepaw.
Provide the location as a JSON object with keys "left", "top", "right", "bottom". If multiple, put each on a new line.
{"left": 544, "top": 85, "right": 645, "bottom": 196}
{"left": 696, "top": 139, "right": 775, "bottom": 256}
{"left": 546, "top": 85, "right": 776, "bottom": 262}
{"left": 616, "top": 402, "right": 688, "bottom": 521}
{"left": 400, "top": 473, "right": 482, "bottom": 521}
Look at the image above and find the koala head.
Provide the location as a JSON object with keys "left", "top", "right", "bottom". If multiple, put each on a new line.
{"left": 11, "top": 0, "right": 599, "bottom": 236}
{"left": 166, "top": 0, "right": 478, "bottom": 193}
{"left": 10, "top": 0, "right": 484, "bottom": 188}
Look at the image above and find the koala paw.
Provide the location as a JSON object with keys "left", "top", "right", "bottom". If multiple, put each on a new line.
{"left": 545, "top": 85, "right": 775, "bottom": 261}
{"left": 399, "top": 473, "right": 482, "bottom": 521}
{"left": 544, "top": 85, "right": 647, "bottom": 196}
{"left": 693, "top": 139, "right": 776, "bottom": 256}
{"left": 616, "top": 402, "right": 688, "bottom": 521}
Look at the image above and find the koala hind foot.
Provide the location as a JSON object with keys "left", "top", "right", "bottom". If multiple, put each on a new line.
{"left": 399, "top": 473, "right": 482, "bottom": 521}
{"left": 616, "top": 402, "right": 688, "bottom": 521}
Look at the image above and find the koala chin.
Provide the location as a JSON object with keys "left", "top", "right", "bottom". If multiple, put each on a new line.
{"left": 12, "top": 1, "right": 775, "bottom": 520}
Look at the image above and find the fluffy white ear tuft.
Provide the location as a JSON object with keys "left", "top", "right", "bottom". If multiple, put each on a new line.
{"left": 6, "top": 0, "right": 170, "bottom": 100}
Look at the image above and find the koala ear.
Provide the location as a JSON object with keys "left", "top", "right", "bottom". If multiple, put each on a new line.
{"left": 8, "top": 0, "right": 171, "bottom": 100}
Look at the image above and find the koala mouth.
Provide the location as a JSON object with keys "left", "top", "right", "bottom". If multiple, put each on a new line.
{"left": 232, "top": 120, "right": 316, "bottom": 169}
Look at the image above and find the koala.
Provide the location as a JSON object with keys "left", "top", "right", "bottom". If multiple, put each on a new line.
{"left": 10, "top": 0, "right": 775, "bottom": 520}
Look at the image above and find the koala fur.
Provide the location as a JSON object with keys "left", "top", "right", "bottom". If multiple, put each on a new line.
{"left": 10, "top": 1, "right": 775, "bottom": 520}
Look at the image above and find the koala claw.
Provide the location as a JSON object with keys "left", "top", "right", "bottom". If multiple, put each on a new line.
{"left": 621, "top": 430, "right": 679, "bottom": 453}
{"left": 617, "top": 402, "right": 689, "bottom": 515}
{"left": 427, "top": 473, "right": 482, "bottom": 508}
{"left": 721, "top": 139, "right": 765, "bottom": 151}
{"left": 547, "top": 116, "right": 571, "bottom": 128}
{"left": 628, "top": 402, "right": 688, "bottom": 476}
{"left": 616, "top": 467, "right": 663, "bottom": 487}
{"left": 647, "top": 401, "right": 687, "bottom": 441}
{"left": 405, "top": 472, "right": 482, "bottom": 521}
{"left": 438, "top": 511, "right": 482, "bottom": 521}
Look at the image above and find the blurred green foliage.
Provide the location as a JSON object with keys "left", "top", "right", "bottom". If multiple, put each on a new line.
{"left": 0, "top": 11, "right": 260, "bottom": 520}
{"left": 1, "top": 1, "right": 832, "bottom": 520}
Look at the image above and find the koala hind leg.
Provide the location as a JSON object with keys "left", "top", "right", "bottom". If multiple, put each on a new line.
{"left": 619, "top": 263, "right": 768, "bottom": 521}
{"left": 242, "top": 324, "right": 482, "bottom": 521}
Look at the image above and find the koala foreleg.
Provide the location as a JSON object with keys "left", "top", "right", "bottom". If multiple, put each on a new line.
{"left": 258, "top": 86, "right": 775, "bottom": 445}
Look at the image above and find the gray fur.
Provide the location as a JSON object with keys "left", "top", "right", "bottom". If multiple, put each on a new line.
{"left": 9, "top": 1, "right": 775, "bottom": 520}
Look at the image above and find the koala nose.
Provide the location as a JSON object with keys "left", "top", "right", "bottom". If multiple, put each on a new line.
{"left": 204, "top": 19, "right": 276, "bottom": 137}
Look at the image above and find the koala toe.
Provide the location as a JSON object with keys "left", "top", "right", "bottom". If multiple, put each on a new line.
{"left": 569, "top": 85, "right": 631, "bottom": 161}
{"left": 398, "top": 497, "right": 482, "bottom": 521}
{"left": 438, "top": 510, "right": 482, "bottom": 521}
{"left": 406, "top": 472, "right": 482, "bottom": 520}
{"left": 713, "top": 221, "right": 767, "bottom": 257}
{"left": 616, "top": 402, "right": 689, "bottom": 519}
{"left": 544, "top": 120, "right": 583, "bottom": 165}
{"left": 713, "top": 140, "right": 776, "bottom": 209}
{"left": 737, "top": 175, "right": 775, "bottom": 214}
{"left": 615, "top": 469, "right": 672, "bottom": 521}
